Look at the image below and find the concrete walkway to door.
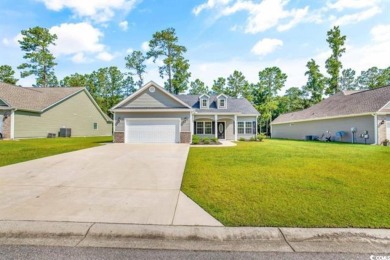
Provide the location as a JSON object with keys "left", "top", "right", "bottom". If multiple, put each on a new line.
{"left": 0, "top": 144, "right": 222, "bottom": 226}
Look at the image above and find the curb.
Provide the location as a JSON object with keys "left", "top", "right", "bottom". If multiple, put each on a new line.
{"left": 0, "top": 220, "right": 389, "bottom": 253}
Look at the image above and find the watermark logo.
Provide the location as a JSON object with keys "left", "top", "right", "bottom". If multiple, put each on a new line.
{"left": 370, "top": 256, "right": 390, "bottom": 260}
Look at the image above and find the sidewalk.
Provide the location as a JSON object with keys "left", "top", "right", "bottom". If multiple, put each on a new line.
{"left": 0, "top": 220, "right": 389, "bottom": 253}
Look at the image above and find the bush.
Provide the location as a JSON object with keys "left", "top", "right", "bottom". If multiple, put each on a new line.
{"left": 192, "top": 135, "right": 200, "bottom": 144}
{"left": 257, "top": 133, "right": 266, "bottom": 142}
{"left": 203, "top": 137, "right": 210, "bottom": 144}
{"left": 239, "top": 137, "right": 246, "bottom": 141}
{"left": 211, "top": 137, "right": 218, "bottom": 143}
{"left": 249, "top": 136, "right": 256, "bottom": 141}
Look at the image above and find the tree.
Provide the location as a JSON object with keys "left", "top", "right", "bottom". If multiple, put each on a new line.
{"left": 60, "top": 73, "right": 88, "bottom": 87}
{"left": 0, "top": 65, "right": 18, "bottom": 85}
{"left": 225, "top": 70, "right": 251, "bottom": 99}
{"left": 125, "top": 50, "right": 146, "bottom": 88}
{"left": 189, "top": 79, "right": 209, "bottom": 95}
{"left": 17, "top": 26, "right": 58, "bottom": 87}
{"left": 253, "top": 67, "right": 287, "bottom": 134}
{"left": 357, "top": 66, "right": 390, "bottom": 89}
{"left": 211, "top": 77, "right": 226, "bottom": 94}
{"left": 325, "top": 26, "right": 346, "bottom": 94}
{"left": 303, "top": 59, "right": 325, "bottom": 104}
{"left": 283, "top": 87, "right": 307, "bottom": 112}
{"left": 147, "top": 28, "right": 190, "bottom": 94}
{"left": 122, "top": 75, "right": 137, "bottom": 97}
{"left": 339, "top": 68, "right": 358, "bottom": 90}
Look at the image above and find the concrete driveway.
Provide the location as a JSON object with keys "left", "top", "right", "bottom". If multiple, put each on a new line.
{"left": 0, "top": 144, "right": 221, "bottom": 226}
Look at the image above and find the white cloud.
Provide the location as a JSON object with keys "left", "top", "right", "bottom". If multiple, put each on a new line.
{"left": 194, "top": 0, "right": 309, "bottom": 33}
{"left": 97, "top": 51, "right": 114, "bottom": 61}
{"left": 126, "top": 48, "right": 134, "bottom": 53}
{"left": 251, "top": 38, "right": 283, "bottom": 56}
{"left": 371, "top": 24, "right": 390, "bottom": 42}
{"left": 38, "top": 0, "right": 138, "bottom": 23}
{"left": 193, "top": 0, "right": 231, "bottom": 15}
{"left": 49, "top": 22, "right": 115, "bottom": 63}
{"left": 2, "top": 38, "right": 10, "bottom": 46}
{"left": 327, "top": 0, "right": 379, "bottom": 11}
{"left": 332, "top": 6, "right": 381, "bottom": 26}
{"left": 119, "top": 21, "right": 128, "bottom": 31}
{"left": 141, "top": 41, "right": 150, "bottom": 52}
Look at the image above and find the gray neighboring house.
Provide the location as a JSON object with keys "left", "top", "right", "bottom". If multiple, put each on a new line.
{"left": 271, "top": 86, "right": 390, "bottom": 145}
{"left": 0, "top": 82, "right": 112, "bottom": 139}
{"left": 111, "top": 81, "right": 259, "bottom": 143}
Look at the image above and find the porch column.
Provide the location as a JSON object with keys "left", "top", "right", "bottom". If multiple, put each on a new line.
{"left": 190, "top": 112, "right": 193, "bottom": 135}
{"left": 214, "top": 114, "right": 218, "bottom": 139}
{"left": 234, "top": 114, "right": 238, "bottom": 141}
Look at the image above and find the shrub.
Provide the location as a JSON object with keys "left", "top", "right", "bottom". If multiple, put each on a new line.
{"left": 203, "top": 137, "right": 210, "bottom": 144}
{"left": 239, "top": 137, "right": 246, "bottom": 141}
{"left": 249, "top": 136, "right": 256, "bottom": 141}
{"left": 192, "top": 135, "right": 200, "bottom": 144}
{"left": 211, "top": 137, "right": 218, "bottom": 143}
{"left": 257, "top": 133, "right": 266, "bottom": 142}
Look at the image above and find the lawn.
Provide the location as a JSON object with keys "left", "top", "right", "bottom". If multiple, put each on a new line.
{"left": 181, "top": 139, "right": 390, "bottom": 228}
{"left": 0, "top": 136, "right": 112, "bottom": 167}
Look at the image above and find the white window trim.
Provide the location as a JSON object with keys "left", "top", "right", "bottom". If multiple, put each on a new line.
{"left": 238, "top": 121, "right": 253, "bottom": 135}
{"left": 200, "top": 98, "right": 209, "bottom": 109}
{"left": 196, "top": 121, "right": 212, "bottom": 135}
{"left": 218, "top": 98, "right": 227, "bottom": 109}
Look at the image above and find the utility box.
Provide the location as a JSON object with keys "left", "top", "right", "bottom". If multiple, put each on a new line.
{"left": 59, "top": 128, "right": 71, "bottom": 137}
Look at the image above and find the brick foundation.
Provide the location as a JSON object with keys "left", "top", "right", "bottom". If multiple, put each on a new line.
{"left": 0, "top": 111, "right": 12, "bottom": 139}
{"left": 180, "top": 131, "right": 191, "bottom": 143}
{"left": 114, "top": 132, "right": 124, "bottom": 143}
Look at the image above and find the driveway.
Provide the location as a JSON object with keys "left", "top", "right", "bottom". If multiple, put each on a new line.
{"left": 0, "top": 144, "right": 221, "bottom": 226}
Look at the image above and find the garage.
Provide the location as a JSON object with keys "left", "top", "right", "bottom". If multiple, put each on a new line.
{"left": 125, "top": 118, "right": 180, "bottom": 143}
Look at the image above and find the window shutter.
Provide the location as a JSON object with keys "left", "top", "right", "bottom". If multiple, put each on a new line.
{"left": 253, "top": 121, "right": 256, "bottom": 134}
{"left": 212, "top": 121, "right": 215, "bottom": 134}
{"left": 194, "top": 122, "right": 196, "bottom": 134}
{"left": 233, "top": 121, "right": 235, "bottom": 134}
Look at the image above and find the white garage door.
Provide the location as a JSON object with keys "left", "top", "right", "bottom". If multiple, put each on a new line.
{"left": 125, "top": 119, "right": 180, "bottom": 143}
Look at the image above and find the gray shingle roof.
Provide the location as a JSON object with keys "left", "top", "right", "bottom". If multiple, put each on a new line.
{"left": 0, "top": 82, "right": 84, "bottom": 112}
{"left": 176, "top": 95, "right": 259, "bottom": 115}
{"left": 272, "top": 86, "right": 390, "bottom": 124}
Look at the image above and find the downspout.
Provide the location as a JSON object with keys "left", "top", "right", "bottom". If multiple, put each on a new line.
{"left": 374, "top": 114, "right": 378, "bottom": 145}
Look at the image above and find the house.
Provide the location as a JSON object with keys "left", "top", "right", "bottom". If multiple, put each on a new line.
{"left": 271, "top": 86, "right": 390, "bottom": 145}
{"left": 0, "top": 82, "right": 112, "bottom": 139}
{"left": 110, "top": 81, "right": 259, "bottom": 143}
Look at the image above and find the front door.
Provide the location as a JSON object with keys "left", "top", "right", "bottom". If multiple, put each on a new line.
{"left": 217, "top": 122, "right": 225, "bottom": 139}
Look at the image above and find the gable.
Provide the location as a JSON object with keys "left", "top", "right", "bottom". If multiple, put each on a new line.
{"left": 379, "top": 101, "right": 390, "bottom": 113}
{"left": 119, "top": 85, "right": 188, "bottom": 109}
{"left": 0, "top": 98, "right": 9, "bottom": 107}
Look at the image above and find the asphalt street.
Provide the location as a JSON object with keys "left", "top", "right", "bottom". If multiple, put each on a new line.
{"left": 0, "top": 245, "right": 375, "bottom": 260}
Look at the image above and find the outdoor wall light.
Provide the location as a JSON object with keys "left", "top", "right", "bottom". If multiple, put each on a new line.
{"left": 183, "top": 117, "right": 188, "bottom": 123}
{"left": 380, "top": 120, "right": 385, "bottom": 125}
{"left": 116, "top": 117, "right": 122, "bottom": 126}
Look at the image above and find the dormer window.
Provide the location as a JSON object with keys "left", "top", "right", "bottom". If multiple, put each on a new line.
{"left": 217, "top": 94, "right": 228, "bottom": 109}
{"left": 199, "top": 94, "right": 210, "bottom": 109}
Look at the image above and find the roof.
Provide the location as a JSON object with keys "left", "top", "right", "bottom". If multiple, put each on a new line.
{"left": 176, "top": 94, "right": 259, "bottom": 115}
{"left": 0, "top": 82, "right": 84, "bottom": 112}
{"left": 272, "top": 86, "right": 390, "bottom": 124}
{"left": 0, "top": 82, "right": 112, "bottom": 121}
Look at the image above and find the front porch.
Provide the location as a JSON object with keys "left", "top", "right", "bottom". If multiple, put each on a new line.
{"left": 191, "top": 114, "right": 257, "bottom": 141}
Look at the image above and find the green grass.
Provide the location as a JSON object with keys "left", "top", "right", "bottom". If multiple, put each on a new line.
{"left": 0, "top": 136, "right": 112, "bottom": 167}
{"left": 181, "top": 139, "right": 390, "bottom": 228}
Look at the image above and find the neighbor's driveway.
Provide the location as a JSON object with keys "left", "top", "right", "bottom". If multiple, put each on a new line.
{"left": 0, "top": 144, "right": 221, "bottom": 226}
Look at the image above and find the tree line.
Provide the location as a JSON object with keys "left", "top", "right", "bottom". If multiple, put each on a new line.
{"left": 0, "top": 26, "right": 389, "bottom": 130}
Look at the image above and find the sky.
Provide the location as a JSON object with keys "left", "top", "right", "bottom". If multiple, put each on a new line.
{"left": 0, "top": 0, "right": 389, "bottom": 91}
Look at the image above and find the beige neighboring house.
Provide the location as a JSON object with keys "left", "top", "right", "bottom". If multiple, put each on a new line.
{"left": 271, "top": 86, "right": 390, "bottom": 145}
{"left": 0, "top": 82, "right": 112, "bottom": 139}
{"left": 110, "top": 81, "right": 259, "bottom": 143}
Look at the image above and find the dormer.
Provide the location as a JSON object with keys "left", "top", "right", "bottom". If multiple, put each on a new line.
{"left": 199, "top": 94, "right": 210, "bottom": 109}
{"left": 217, "top": 94, "right": 228, "bottom": 109}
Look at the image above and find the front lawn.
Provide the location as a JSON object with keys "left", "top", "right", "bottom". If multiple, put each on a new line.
{"left": 0, "top": 136, "right": 112, "bottom": 167}
{"left": 181, "top": 140, "right": 390, "bottom": 227}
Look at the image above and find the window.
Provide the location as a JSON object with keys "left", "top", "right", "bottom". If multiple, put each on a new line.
{"left": 238, "top": 121, "right": 253, "bottom": 134}
{"left": 245, "top": 122, "right": 252, "bottom": 134}
{"left": 196, "top": 122, "right": 204, "bottom": 134}
{"left": 93, "top": 122, "right": 98, "bottom": 130}
{"left": 196, "top": 121, "right": 213, "bottom": 135}
{"left": 219, "top": 99, "right": 225, "bottom": 108}
{"left": 201, "top": 99, "right": 208, "bottom": 108}
{"left": 238, "top": 122, "right": 244, "bottom": 134}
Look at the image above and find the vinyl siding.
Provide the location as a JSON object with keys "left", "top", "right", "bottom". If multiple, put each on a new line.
{"left": 114, "top": 112, "right": 191, "bottom": 132}
{"left": 271, "top": 115, "right": 375, "bottom": 144}
{"left": 380, "top": 101, "right": 390, "bottom": 113}
{"left": 121, "top": 88, "right": 187, "bottom": 108}
{"left": 14, "top": 91, "right": 112, "bottom": 138}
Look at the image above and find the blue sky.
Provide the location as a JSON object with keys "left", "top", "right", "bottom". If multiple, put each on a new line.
{"left": 0, "top": 0, "right": 389, "bottom": 91}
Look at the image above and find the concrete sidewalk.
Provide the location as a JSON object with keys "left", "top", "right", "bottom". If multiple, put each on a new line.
{"left": 0, "top": 220, "right": 389, "bottom": 253}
